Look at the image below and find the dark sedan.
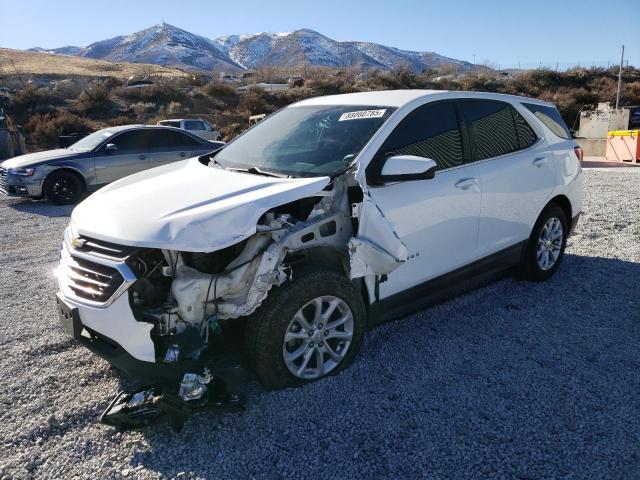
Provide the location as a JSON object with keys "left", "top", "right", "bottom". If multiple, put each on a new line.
{"left": 0, "top": 125, "right": 224, "bottom": 204}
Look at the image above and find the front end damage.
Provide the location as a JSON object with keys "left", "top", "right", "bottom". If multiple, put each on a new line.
{"left": 56, "top": 165, "right": 408, "bottom": 430}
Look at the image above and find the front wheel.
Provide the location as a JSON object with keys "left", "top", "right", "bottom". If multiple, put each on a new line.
{"left": 520, "top": 204, "right": 568, "bottom": 282}
{"left": 44, "top": 170, "right": 85, "bottom": 205}
{"left": 245, "top": 269, "right": 366, "bottom": 389}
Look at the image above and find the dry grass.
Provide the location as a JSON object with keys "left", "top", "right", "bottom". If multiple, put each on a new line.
{"left": 0, "top": 48, "right": 188, "bottom": 79}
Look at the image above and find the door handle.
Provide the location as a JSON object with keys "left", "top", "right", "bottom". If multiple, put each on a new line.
{"left": 138, "top": 154, "right": 147, "bottom": 160}
{"left": 455, "top": 177, "right": 478, "bottom": 190}
{"left": 179, "top": 152, "right": 187, "bottom": 157}
{"left": 533, "top": 156, "right": 547, "bottom": 167}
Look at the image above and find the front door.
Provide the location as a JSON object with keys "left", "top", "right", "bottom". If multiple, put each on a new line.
{"left": 365, "top": 101, "right": 481, "bottom": 298}
{"left": 93, "top": 130, "right": 152, "bottom": 184}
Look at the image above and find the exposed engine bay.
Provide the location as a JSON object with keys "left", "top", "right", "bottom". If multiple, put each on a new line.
{"left": 64, "top": 166, "right": 408, "bottom": 430}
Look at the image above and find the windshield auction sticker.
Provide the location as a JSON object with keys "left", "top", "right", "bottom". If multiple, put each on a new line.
{"left": 339, "top": 109, "right": 387, "bottom": 121}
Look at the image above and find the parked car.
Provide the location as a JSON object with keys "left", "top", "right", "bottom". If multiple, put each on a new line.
{"left": 0, "top": 125, "right": 223, "bottom": 204}
{"left": 157, "top": 119, "right": 221, "bottom": 141}
{"left": 55, "top": 91, "right": 582, "bottom": 414}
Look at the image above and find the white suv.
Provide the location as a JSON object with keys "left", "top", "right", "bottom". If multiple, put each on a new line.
{"left": 157, "top": 119, "right": 221, "bottom": 141}
{"left": 56, "top": 90, "right": 582, "bottom": 397}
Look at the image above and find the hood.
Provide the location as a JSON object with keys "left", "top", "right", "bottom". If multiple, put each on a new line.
{"left": 72, "top": 158, "right": 330, "bottom": 252}
{"left": 1, "top": 149, "right": 84, "bottom": 169}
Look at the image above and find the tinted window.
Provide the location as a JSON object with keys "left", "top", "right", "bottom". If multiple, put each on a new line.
{"left": 522, "top": 102, "right": 571, "bottom": 139}
{"left": 146, "top": 129, "right": 199, "bottom": 149}
{"left": 185, "top": 120, "right": 206, "bottom": 131}
{"left": 381, "top": 102, "right": 464, "bottom": 170}
{"left": 461, "top": 101, "right": 520, "bottom": 160}
{"left": 110, "top": 130, "right": 147, "bottom": 151}
{"left": 513, "top": 108, "right": 538, "bottom": 149}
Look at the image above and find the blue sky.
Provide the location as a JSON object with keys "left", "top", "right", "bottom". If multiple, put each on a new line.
{"left": 1, "top": 0, "right": 638, "bottom": 68}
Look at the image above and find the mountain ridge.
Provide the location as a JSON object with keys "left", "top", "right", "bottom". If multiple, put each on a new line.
{"left": 28, "top": 23, "right": 473, "bottom": 73}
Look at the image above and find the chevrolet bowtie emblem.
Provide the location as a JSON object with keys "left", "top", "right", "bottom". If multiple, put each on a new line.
{"left": 71, "top": 237, "right": 87, "bottom": 248}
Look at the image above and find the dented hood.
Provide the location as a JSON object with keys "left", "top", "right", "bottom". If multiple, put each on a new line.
{"left": 72, "top": 158, "right": 330, "bottom": 252}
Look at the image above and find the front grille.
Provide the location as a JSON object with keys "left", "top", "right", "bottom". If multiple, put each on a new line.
{"left": 0, "top": 167, "right": 7, "bottom": 194}
{"left": 65, "top": 255, "right": 124, "bottom": 303}
{"left": 73, "top": 236, "right": 137, "bottom": 261}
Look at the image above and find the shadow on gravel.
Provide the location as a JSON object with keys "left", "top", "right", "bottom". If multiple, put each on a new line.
{"left": 7, "top": 199, "right": 74, "bottom": 218}
{"left": 117, "top": 253, "right": 640, "bottom": 479}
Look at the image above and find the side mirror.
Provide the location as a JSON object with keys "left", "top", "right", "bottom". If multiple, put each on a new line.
{"left": 376, "top": 155, "right": 437, "bottom": 183}
{"left": 104, "top": 143, "right": 118, "bottom": 152}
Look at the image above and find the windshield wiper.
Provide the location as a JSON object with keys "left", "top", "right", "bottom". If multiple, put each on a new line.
{"left": 228, "top": 166, "right": 289, "bottom": 178}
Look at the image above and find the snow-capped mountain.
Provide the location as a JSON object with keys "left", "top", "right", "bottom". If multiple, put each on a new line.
{"left": 29, "top": 23, "right": 472, "bottom": 73}
{"left": 27, "top": 46, "right": 85, "bottom": 56}
{"left": 79, "top": 23, "right": 243, "bottom": 72}
{"left": 217, "top": 29, "right": 472, "bottom": 72}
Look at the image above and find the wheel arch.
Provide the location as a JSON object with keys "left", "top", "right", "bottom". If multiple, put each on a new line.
{"left": 44, "top": 167, "right": 87, "bottom": 190}
{"left": 284, "top": 246, "right": 370, "bottom": 306}
{"left": 544, "top": 194, "right": 572, "bottom": 226}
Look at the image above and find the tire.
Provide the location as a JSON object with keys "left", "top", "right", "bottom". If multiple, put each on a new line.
{"left": 43, "top": 170, "right": 85, "bottom": 205}
{"left": 245, "top": 268, "right": 367, "bottom": 389}
{"left": 520, "top": 204, "right": 568, "bottom": 282}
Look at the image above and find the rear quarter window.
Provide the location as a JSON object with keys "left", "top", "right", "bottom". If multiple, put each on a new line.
{"left": 522, "top": 103, "right": 572, "bottom": 139}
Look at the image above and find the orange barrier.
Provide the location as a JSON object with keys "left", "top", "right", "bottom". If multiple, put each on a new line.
{"left": 605, "top": 130, "right": 640, "bottom": 162}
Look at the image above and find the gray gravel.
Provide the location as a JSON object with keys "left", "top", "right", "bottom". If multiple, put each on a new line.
{"left": 1, "top": 169, "right": 639, "bottom": 479}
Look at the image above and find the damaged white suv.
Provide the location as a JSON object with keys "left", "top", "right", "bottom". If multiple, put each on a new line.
{"left": 56, "top": 90, "right": 582, "bottom": 412}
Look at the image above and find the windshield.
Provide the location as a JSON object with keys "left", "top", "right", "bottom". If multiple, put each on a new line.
{"left": 213, "top": 105, "right": 395, "bottom": 177}
{"left": 68, "top": 129, "right": 114, "bottom": 152}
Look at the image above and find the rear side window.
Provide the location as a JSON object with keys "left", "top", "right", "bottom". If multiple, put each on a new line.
{"left": 146, "top": 129, "right": 201, "bottom": 148}
{"left": 513, "top": 109, "right": 538, "bottom": 149}
{"left": 185, "top": 120, "right": 206, "bottom": 131}
{"left": 381, "top": 101, "right": 464, "bottom": 170}
{"left": 522, "top": 103, "right": 571, "bottom": 139}
{"left": 460, "top": 101, "right": 520, "bottom": 161}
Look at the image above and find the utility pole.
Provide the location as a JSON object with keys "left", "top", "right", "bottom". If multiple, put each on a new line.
{"left": 616, "top": 45, "right": 625, "bottom": 110}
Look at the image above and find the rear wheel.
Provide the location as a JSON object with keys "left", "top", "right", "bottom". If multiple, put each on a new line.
{"left": 520, "top": 204, "right": 568, "bottom": 282}
{"left": 44, "top": 170, "right": 85, "bottom": 205}
{"left": 245, "top": 268, "right": 366, "bottom": 389}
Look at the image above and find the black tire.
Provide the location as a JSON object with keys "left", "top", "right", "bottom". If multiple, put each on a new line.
{"left": 245, "top": 268, "right": 367, "bottom": 389}
{"left": 520, "top": 204, "right": 568, "bottom": 282}
{"left": 43, "top": 170, "right": 85, "bottom": 205}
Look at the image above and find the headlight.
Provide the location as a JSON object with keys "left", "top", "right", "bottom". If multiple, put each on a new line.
{"left": 8, "top": 167, "right": 36, "bottom": 176}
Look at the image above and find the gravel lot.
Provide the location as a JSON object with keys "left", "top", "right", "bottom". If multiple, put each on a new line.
{"left": 0, "top": 169, "right": 639, "bottom": 479}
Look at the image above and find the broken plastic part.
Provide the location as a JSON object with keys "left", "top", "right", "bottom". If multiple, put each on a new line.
{"left": 101, "top": 362, "right": 248, "bottom": 432}
{"left": 348, "top": 194, "right": 409, "bottom": 278}
{"left": 178, "top": 373, "right": 208, "bottom": 401}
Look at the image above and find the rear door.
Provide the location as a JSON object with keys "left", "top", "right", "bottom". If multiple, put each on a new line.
{"left": 365, "top": 100, "right": 482, "bottom": 298}
{"left": 93, "top": 129, "right": 152, "bottom": 184}
{"left": 145, "top": 129, "right": 207, "bottom": 168}
{"left": 459, "top": 100, "right": 556, "bottom": 257}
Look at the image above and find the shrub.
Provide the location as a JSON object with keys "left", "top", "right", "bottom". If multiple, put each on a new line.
{"left": 75, "top": 81, "right": 114, "bottom": 116}
{"left": 9, "top": 86, "right": 63, "bottom": 122}
{"left": 24, "top": 111, "right": 94, "bottom": 150}
{"left": 219, "top": 122, "right": 244, "bottom": 142}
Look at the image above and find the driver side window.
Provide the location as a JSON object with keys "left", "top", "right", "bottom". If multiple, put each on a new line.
{"left": 107, "top": 130, "right": 147, "bottom": 151}
{"left": 380, "top": 102, "right": 465, "bottom": 171}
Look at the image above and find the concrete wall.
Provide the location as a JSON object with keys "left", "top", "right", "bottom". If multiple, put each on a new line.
{"left": 575, "top": 138, "right": 607, "bottom": 157}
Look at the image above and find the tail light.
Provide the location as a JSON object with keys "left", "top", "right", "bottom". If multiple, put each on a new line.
{"left": 574, "top": 145, "right": 584, "bottom": 162}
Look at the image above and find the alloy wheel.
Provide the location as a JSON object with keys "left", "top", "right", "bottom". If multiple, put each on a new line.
{"left": 282, "top": 295, "right": 354, "bottom": 380}
{"left": 537, "top": 217, "right": 563, "bottom": 270}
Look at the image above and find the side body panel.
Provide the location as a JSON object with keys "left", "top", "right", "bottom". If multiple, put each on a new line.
{"left": 367, "top": 165, "right": 482, "bottom": 298}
